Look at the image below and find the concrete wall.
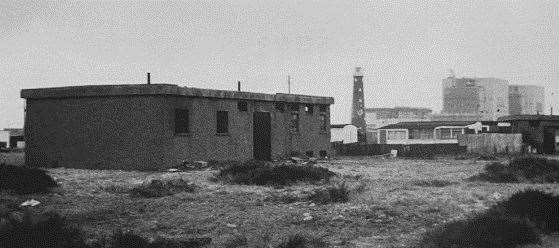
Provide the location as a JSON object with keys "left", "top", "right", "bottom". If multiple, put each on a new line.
{"left": 457, "top": 133, "right": 523, "bottom": 154}
{"left": 25, "top": 95, "right": 331, "bottom": 170}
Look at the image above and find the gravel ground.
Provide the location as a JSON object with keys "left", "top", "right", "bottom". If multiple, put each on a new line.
{"left": 1, "top": 155, "right": 558, "bottom": 247}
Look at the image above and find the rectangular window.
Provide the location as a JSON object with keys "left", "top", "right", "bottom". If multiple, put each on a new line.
{"left": 304, "top": 104, "right": 314, "bottom": 115}
{"left": 237, "top": 101, "right": 248, "bottom": 111}
{"left": 319, "top": 114, "right": 328, "bottom": 132}
{"left": 319, "top": 105, "right": 328, "bottom": 113}
{"left": 175, "top": 109, "right": 189, "bottom": 134}
{"left": 409, "top": 129, "right": 420, "bottom": 139}
{"left": 216, "top": 111, "right": 229, "bottom": 134}
{"left": 387, "top": 130, "right": 407, "bottom": 140}
{"left": 290, "top": 113, "right": 299, "bottom": 133}
{"left": 437, "top": 128, "right": 452, "bottom": 139}
{"left": 451, "top": 128, "right": 463, "bottom": 138}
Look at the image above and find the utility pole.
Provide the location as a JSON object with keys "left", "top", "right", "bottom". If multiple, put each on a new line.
{"left": 551, "top": 91, "right": 555, "bottom": 115}
{"left": 287, "top": 75, "right": 291, "bottom": 94}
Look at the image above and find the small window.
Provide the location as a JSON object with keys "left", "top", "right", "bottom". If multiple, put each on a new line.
{"left": 288, "top": 103, "right": 299, "bottom": 112}
{"left": 175, "top": 109, "right": 189, "bottom": 134}
{"left": 319, "top": 105, "right": 328, "bottom": 113}
{"left": 305, "top": 151, "right": 314, "bottom": 158}
{"left": 290, "top": 113, "right": 299, "bottom": 133}
{"left": 319, "top": 150, "right": 328, "bottom": 158}
{"left": 237, "top": 101, "right": 248, "bottom": 111}
{"left": 275, "top": 102, "right": 286, "bottom": 112}
{"left": 216, "top": 111, "right": 229, "bottom": 134}
{"left": 319, "top": 114, "right": 328, "bottom": 132}
{"left": 304, "top": 104, "right": 314, "bottom": 115}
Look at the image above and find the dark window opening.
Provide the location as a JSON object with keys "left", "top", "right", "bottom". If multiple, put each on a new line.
{"left": 237, "top": 101, "right": 248, "bottom": 111}
{"left": 216, "top": 111, "right": 229, "bottom": 134}
{"left": 275, "top": 102, "right": 285, "bottom": 112}
{"left": 319, "top": 105, "right": 328, "bottom": 113}
{"left": 288, "top": 103, "right": 299, "bottom": 112}
{"left": 290, "top": 113, "right": 299, "bottom": 133}
{"left": 529, "top": 121, "right": 540, "bottom": 128}
{"left": 304, "top": 104, "right": 314, "bottom": 115}
{"left": 174, "top": 109, "right": 189, "bottom": 134}
{"left": 319, "top": 150, "right": 328, "bottom": 158}
{"left": 305, "top": 151, "right": 314, "bottom": 157}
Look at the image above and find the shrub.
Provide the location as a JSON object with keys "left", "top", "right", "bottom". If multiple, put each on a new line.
{"left": 276, "top": 233, "right": 328, "bottom": 248}
{"left": 413, "top": 179, "right": 455, "bottom": 187}
{"left": 309, "top": 184, "right": 350, "bottom": 204}
{"left": 107, "top": 230, "right": 211, "bottom": 248}
{"left": 222, "top": 234, "right": 247, "bottom": 248}
{"left": 0, "top": 164, "right": 58, "bottom": 194}
{"left": 130, "top": 178, "right": 196, "bottom": 198}
{"left": 215, "top": 160, "right": 335, "bottom": 186}
{"left": 492, "top": 189, "right": 559, "bottom": 233}
{"left": 418, "top": 213, "right": 539, "bottom": 248}
{"left": 471, "top": 157, "right": 559, "bottom": 183}
{"left": 0, "top": 211, "right": 87, "bottom": 248}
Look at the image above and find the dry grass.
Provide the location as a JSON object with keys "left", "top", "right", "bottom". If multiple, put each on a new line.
{"left": 1, "top": 156, "right": 558, "bottom": 247}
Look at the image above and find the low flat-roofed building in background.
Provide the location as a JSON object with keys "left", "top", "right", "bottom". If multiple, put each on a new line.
{"left": 331, "top": 124, "right": 358, "bottom": 144}
{"left": 364, "top": 107, "right": 432, "bottom": 143}
{"left": 497, "top": 115, "right": 559, "bottom": 154}
{"left": 376, "top": 121, "right": 483, "bottom": 144}
{"left": 21, "top": 84, "right": 334, "bottom": 170}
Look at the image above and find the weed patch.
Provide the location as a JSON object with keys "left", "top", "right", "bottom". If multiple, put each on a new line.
{"left": 471, "top": 156, "right": 559, "bottom": 183}
{"left": 418, "top": 189, "right": 559, "bottom": 248}
{"left": 309, "top": 184, "right": 350, "bottom": 204}
{"left": 130, "top": 178, "right": 196, "bottom": 198}
{"left": 413, "top": 179, "right": 455, "bottom": 187}
{"left": 0, "top": 164, "right": 58, "bottom": 194}
{"left": 276, "top": 233, "right": 328, "bottom": 248}
{"left": 492, "top": 189, "right": 559, "bottom": 233}
{"left": 215, "top": 160, "right": 335, "bottom": 186}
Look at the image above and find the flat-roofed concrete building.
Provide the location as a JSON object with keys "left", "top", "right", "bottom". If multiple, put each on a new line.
{"left": 21, "top": 84, "right": 334, "bottom": 170}
{"left": 508, "top": 85, "right": 545, "bottom": 115}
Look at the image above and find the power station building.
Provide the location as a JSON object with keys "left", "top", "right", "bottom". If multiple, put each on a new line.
{"left": 21, "top": 84, "right": 334, "bottom": 170}
{"left": 437, "top": 76, "right": 509, "bottom": 121}
{"left": 508, "top": 85, "right": 545, "bottom": 115}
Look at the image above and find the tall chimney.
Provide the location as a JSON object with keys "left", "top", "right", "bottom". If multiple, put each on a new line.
{"left": 147, "top": 72, "right": 151, "bottom": 85}
{"left": 238, "top": 81, "right": 241, "bottom": 91}
{"left": 351, "top": 67, "right": 367, "bottom": 143}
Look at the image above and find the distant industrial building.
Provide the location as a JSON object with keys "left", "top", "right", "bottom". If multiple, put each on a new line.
{"left": 508, "top": 85, "right": 545, "bottom": 115}
{"left": 21, "top": 84, "right": 334, "bottom": 169}
{"left": 439, "top": 75, "right": 509, "bottom": 121}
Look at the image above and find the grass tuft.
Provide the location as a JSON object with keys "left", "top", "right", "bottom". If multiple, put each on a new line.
{"left": 215, "top": 160, "right": 335, "bottom": 186}
{"left": 276, "top": 233, "right": 328, "bottom": 248}
{"left": 130, "top": 178, "right": 196, "bottom": 198}
{"left": 0, "top": 164, "right": 58, "bottom": 194}
{"left": 309, "top": 184, "right": 350, "bottom": 204}
{"left": 471, "top": 156, "right": 559, "bottom": 183}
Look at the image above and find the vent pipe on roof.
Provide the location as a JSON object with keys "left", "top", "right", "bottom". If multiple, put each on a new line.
{"left": 147, "top": 72, "right": 151, "bottom": 85}
{"left": 237, "top": 81, "right": 241, "bottom": 91}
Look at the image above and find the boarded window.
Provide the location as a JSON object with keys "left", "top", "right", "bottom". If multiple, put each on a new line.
{"left": 288, "top": 103, "right": 299, "bottom": 112}
{"left": 175, "top": 109, "right": 189, "bottom": 133}
{"left": 216, "top": 111, "right": 229, "bottom": 134}
{"left": 275, "top": 102, "right": 285, "bottom": 112}
{"left": 237, "top": 101, "right": 248, "bottom": 111}
{"left": 304, "top": 104, "right": 314, "bottom": 115}
{"left": 290, "top": 113, "right": 299, "bottom": 133}
{"left": 320, "top": 114, "right": 328, "bottom": 132}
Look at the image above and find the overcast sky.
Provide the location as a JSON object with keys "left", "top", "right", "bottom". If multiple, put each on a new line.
{"left": 1, "top": 0, "right": 558, "bottom": 128}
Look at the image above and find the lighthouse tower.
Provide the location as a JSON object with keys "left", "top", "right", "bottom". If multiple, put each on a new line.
{"left": 351, "top": 67, "right": 367, "bottom": 143}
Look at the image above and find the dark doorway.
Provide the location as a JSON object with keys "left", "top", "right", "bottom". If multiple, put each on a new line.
{"left": 253, "top": 112, "right": 272, "bottom": 161}
{"left": 543, "top": 128, "right": 556, "bottom": 154}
